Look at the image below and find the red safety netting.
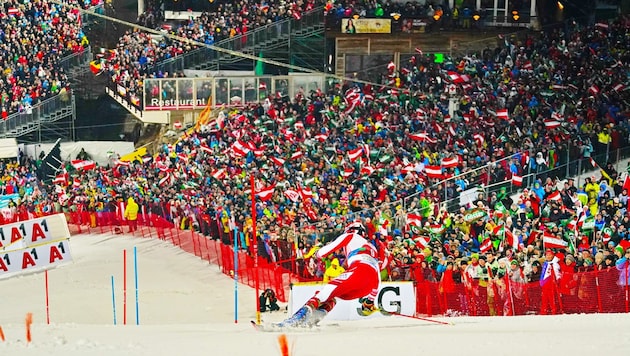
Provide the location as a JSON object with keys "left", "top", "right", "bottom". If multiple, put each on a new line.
{"left": 50, "top": 211, "right": 630, "bottom": 312}
{"left": 65, "top": 212, "right": 295, "bottom": 302}
{"left": 412, "top": 267, "right": 630, "bottom": 317}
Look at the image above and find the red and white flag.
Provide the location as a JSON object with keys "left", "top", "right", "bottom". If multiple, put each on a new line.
{"left": 298, "top": 185, "right": 313, "bottom": 200}
{"left": 480, "top": 238, "right": 493, "bottom": 253}
{"left": 406, "top": 213, "right": 422, "bottom": 226}
{"left": 231, "top": 140, "right": 251, "bottom": 157}
{"left": 256, "top": 185, "right": 275, "bottom": 201}
{"left": 546, "top": 191, "right": 561, "bottom": 201}
{"left": 543, "top": 233, "right": 568, "bottom": 249}
{"left": 496, "top": 109, "right": 509, "bottom": 120}
{"left": 270, "top": 156, "right": 285, "bottom": 166}
{"left": 588, "top": 85, "right": 600, "bottom": 96}
{"left": 348, "top": 148, "right": 363, "bottom": 162}
{"left": 441, "top": 156, "right": 458, "bottom": 168}
{"left": 284, "top": 189, "right": 301, "bottom": 202}
{"left": 544, "top": 118, "right": 561, "bottom": 130}
{"left": 71, "top": 160, "right": 96, "bottom": 171}
{"left": 413, "top": 236, "right": 430, "bottom": 249}
{"left": 387, "top": 61, "right": 396, "bottom": 72}
{"left": 424, "top": 166, "right": 443, "bottom": 179}
{"left": 512, "top": 174, "right": 523, "bottom": 186}
{"left": 473, "top": 133, "right": 485, "bottom": 146}
{"left": 290, "top": 151, "right": 304, "bottom": 160}
{"left": 408, "top": 133, "right": 437, "bottom": 143}
{"left": 314, "top": 133, "right": 328, "bottom": 142}
{"left": 211, "top": 168, "right": 227, "bottom": 181}
{"left": 361, "top": 166, "right": 375, "bottom": 176}
{"left": 589, "top": 157, "right": 598, "bottom": 168}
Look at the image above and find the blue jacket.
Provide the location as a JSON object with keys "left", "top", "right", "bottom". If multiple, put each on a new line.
{"left": 616, "top": 257, "right": 630, "bottom": 286}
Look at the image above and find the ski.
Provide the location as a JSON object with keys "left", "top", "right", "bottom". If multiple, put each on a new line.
{"left": 251, "top": 320, "right": 320, "bottom": 333}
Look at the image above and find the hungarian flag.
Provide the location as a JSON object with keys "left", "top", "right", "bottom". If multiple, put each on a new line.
{"left": 441, "top": 156, "right": 458, "bottom": 168}
{"left": 543, "top": 233, "right": 568, "bottom": 249}
{"left": 361, "top": 166, "right": 375, "bottom": 176}
{"left": 424, "top": 166, "right": 443, "bottom": 179}
{"left": 71, "top": 160, "right": 96, "bottom": 171}
{"left": 341, "top": 168, "right": 354, "bottom": 178}
{"left": 480, "top": 238, "right": 493, "bottom": 253}
{"left": 256, "top": 185, "right": 275, "bottom": 201}
{"left": 512, "top": 174, "right": 523, "bottom": 186}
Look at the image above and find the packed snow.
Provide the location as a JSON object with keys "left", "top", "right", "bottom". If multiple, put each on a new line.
{"left": 1, "top": 233, "right": 629, "bottom": 356}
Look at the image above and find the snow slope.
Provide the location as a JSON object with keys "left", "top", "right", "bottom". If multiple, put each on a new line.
{"left": 1, "top": 233, "right": 629, "bottom": 356}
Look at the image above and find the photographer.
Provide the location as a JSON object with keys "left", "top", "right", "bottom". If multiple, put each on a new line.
{"left": 259, "top": 289, "right": 280, "bottom": 313}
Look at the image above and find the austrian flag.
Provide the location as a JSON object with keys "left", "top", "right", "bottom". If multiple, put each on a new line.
{"left": 256, "top": 185, "right": 275, "bottom": 201}
{"left": 424, "top": 166, "right": 443, "bottom": 179}
{"left": 512, "top": 174, "right": 523, "bottom": 186}
{"left": 71, "top": 160, "right": 96, "bottom": 171}
{"left": 441, "top": 156, "right": 458, "bottom": 168}
{"left": 496, "top": 109, "right": 509, "bottom": 120}
{"left": 543, "top": 233, "right": 568, "bottom": 249}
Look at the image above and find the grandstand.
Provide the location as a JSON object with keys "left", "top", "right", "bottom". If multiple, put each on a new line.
{"left": 0, "top": 0, "right": 629, "bottom": 320}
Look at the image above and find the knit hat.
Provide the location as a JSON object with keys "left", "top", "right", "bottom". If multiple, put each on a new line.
{"left": 615, "top": 246, "right": 624, "bottom": 255}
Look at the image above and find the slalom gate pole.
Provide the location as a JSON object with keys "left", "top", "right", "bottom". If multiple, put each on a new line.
{"left": 251, "top": 175, "right": 261, "bottom": 325}
{"left": 388, "top": 311, "right": 454, "bottom": 325}
{"left": 111, "top": 275, "right": 117, "bottom": 325}
{"left": 25, "top": 313, "right": 32, "bottom": 343}
{"left": 123, "top": 249, "right": 127, "bottom": 325}
{"left": 45, "top": 270, "right": 50, "bottom": 324}
{"left": 134, "top": 246, "right": 139, "bottom": 325}
{"left": 234, "top": 227, "right": 239, "bottom": 324}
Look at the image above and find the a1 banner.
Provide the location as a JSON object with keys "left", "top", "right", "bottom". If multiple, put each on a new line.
{"left": 0, "top": 214, "right": 71, "bottom": 251}
{"left": 0, "top": 239, "right": 72, "bottom": 279}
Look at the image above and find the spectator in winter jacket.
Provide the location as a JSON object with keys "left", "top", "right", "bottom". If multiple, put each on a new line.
{"left": 323, "top": 258, "right": 345, "bottom": 283}
{"left": 615, "top": 248, "right": 630, "bottom": 287}
{"left": 124, "top": 197, "right": 139, "bottom": 233}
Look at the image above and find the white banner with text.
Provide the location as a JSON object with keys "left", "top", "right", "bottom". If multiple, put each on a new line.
{"left": 290, "top": 281, "right": 416, "bottom": 321}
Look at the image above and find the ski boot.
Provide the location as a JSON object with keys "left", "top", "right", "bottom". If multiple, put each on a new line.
{"left": 309, "top": 299, "right": 336, "bottom": 326}
{"left": 359, "top": 297, "right": 378, "bottom": 316}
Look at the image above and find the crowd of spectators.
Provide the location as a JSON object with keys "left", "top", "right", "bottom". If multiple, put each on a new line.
{"left": 110, "top": 0, "right": 324, "bottom": 108}
{"left": 0, "top": 0, "right": 97, "bottom": 118}
{"left": 1, "top": 15, "right": 630, "bottom": 314}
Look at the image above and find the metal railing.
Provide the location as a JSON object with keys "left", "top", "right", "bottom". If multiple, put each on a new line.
{"left": 0, "top": 93, "right": 74, "bottom": 137}
{"left": 146, "top": 6, "right": 325, "bottom": 76}
{"left": 59, "top": 46, "right": 93, "bottom": 72}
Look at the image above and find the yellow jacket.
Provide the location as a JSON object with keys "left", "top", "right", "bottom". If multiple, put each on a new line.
{"left": 124, "top": 197, "right": 139, "bottom": 221}
{"left": 323, "top": 258, "right": 345, "bottom": 283}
